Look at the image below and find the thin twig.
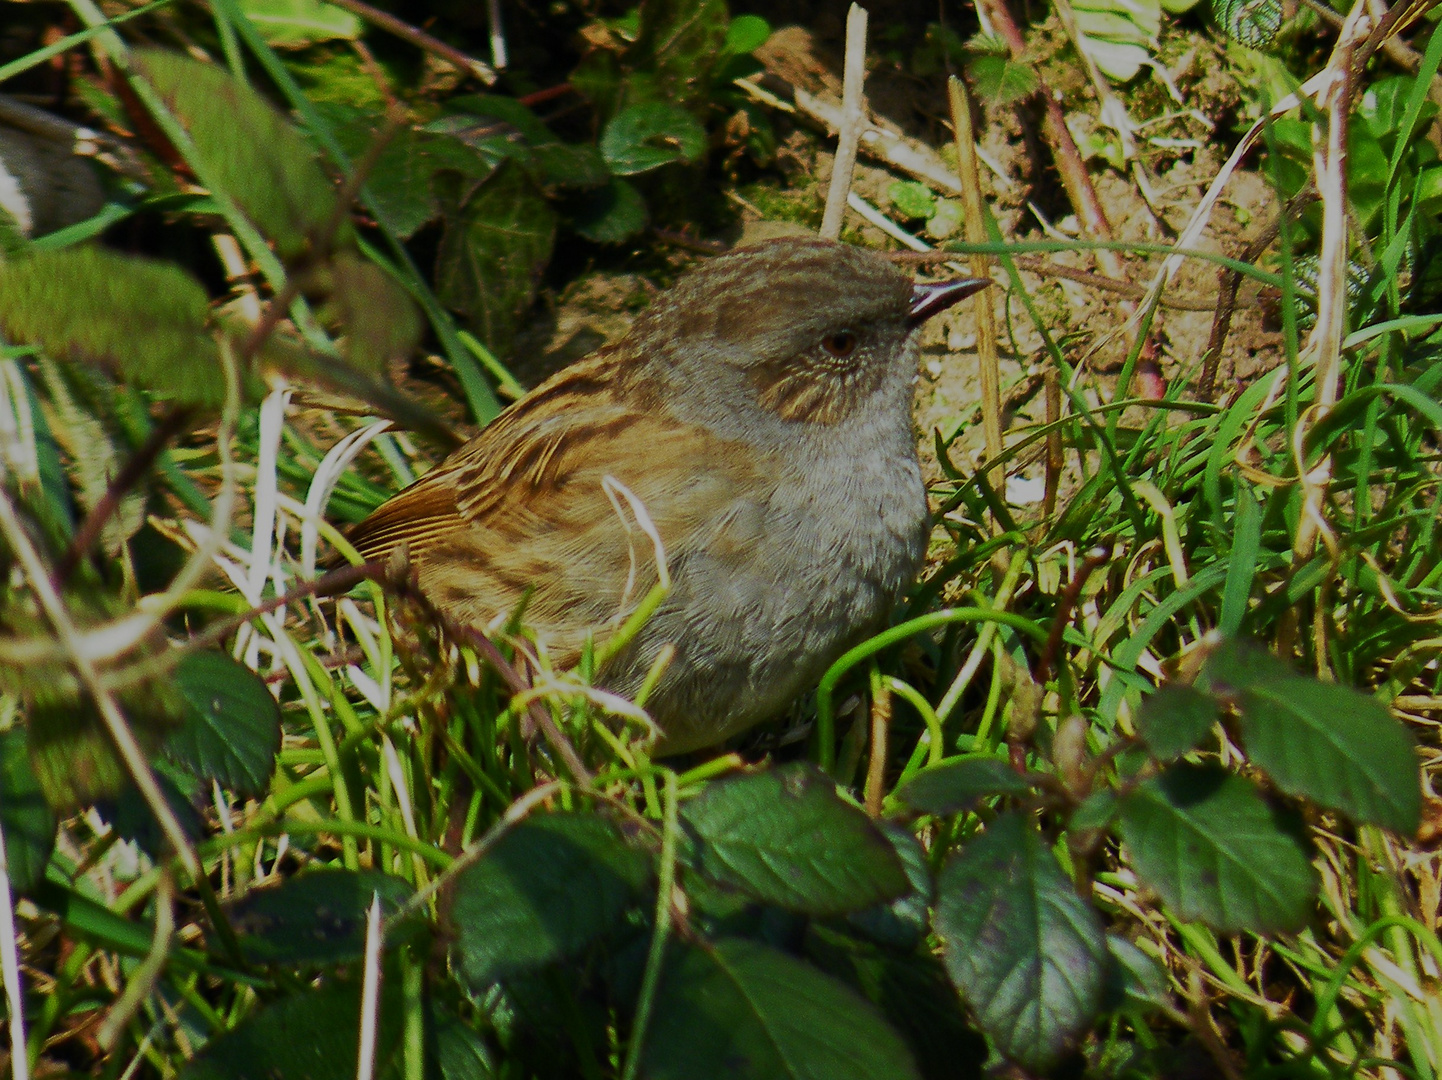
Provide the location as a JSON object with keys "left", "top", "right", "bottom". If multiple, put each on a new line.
{"left": 1035, "top": 546, "right": 1112, "bottom": 684}
{"left": 819, "top": 4, "right": 868, "bottom": 240}
{"left": 319, "top": 0, "right": 496, "bottom": 84}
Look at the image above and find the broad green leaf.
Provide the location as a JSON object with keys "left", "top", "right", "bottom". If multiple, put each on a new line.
{"left": 1135, "top": 683, "right": 1218, "bottom": 760}
{"left": 450, "top": 813, "right": 650, "bottom": 989}
{"left": 641, "top": 938, "right": 921, "bottom": 1080}
{"left": 229, "top": 869, "right": 414, "bottom": 965}
{"left": 893, "top": 756, "right": 1035, "bottom": 816}
{"left": 964, "top": 54, "right": 1040, "bottom": 106}
{"left": 181, "top": 981, "right": 404, "bottom": 1080}
{"left": 165, "top": 650, "right": 282, "bottom": 798}
{"left": 138, "top": 49, "right": 347, "bottom": 259}
{"left": 1202, "top": 641, "right": 1421, "bottom": 832}
{"left": 0, "top": 728, "right": 56, "bottom": 894}
{"left": 237, "top": 0, "right": 361, "bottom": 45}
{"left": 723, "top": 15, "right": 771, "bottom": 55}
{"left": 600, "top": 103, "right": 707, "bottom": 175}
{"left": 934, "top": 812, "right": 1107, "bottom": 1070}
{"left": 682, "top": 763, "right": 907, "bottom": 916}
{"left": 0, "top": 249, "right": 224, "bottom": 407}
{"left": 435, "top": 161, "right": 556, "bottom": 356}
{"left": 570, "top": 177, "right": 649, "bottom": 243}
{"left": 323, "top": 252, "right": 422, "bottom": 374}
{"left": 437, "top": 99, "right": 609, "bottom": 190}
{"left": 1101, "top": 934, "right": 1169, "bottom": 1013}
{"left": 845, "top": 821, "right": 933, "bottom": 949}
{"left": 888, "top": 181, "right": 936, "bottom": 221}
{"left": 1118, "top": 764, "right": 1317, "bottom": 933}
{"left": 1236, "top": 677, "right": 1419, "bottom": 833}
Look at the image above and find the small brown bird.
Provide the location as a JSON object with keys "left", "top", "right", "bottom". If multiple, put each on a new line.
{"left": 347, "top": 236, "right": 986, "bottom": 755}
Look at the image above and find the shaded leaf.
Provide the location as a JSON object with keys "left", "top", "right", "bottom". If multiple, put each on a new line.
{"left": 0, "top": 727, "right": 56, "bottom": 894}
{"left": 450, "top": 813, "right": 650, "bottom": 989}
{"left": 138, "top": 49, "right": 346, "bottom": 260}
{"left": 1135, "top": 683, "right": 1218, "bottom": 760}
{"left": 893, "top": 756, "right": 1035, "bottom": 816}
{"left": 934, "top": 812, "right": 1107, "bottom": 1070}
{"left": 1102, "top": 934, "right": 1170, "bottom": 1013}
{"left": 570, "top": 177, "right": 649, "bottom": 243}
{"left": 600, "top": 102, "right": 706, "bottom": 175}
{"left": 165, "top": 650, "right": 282, "bottom": 798}
{"left": 237, "top": 0, "right": 361, "bottom": 45}
{"left": 642, "top": 938, "right": 921, "bottom": 1080}
{"left": 229, "top": 869, "right": 414, "bottom": 965}
{"left": 682, "top": 763, "right": 907, "bottom": 916}
{"left": 845, "top": 821, "right": 933, "bottom": 949}
{"left": 632, "top": 0, "right": 729, "bottom": 113}
{"left": 435, "top": 161, "right": 556, "bottom": 356}
{"left": 1118, "top": 764, "right": 1317, "bottom": 933}
{"left": 323, "top": 252, "right": 422, "bottom": 374}
{"left": 0, "top": 249, "right": 223, "bottom": 407}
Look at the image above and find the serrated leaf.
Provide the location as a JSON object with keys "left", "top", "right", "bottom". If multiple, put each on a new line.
{"left": 682, "top": 763, "right": 907, "bottom": 916}
{"left": 229, "top": 869, "right": 414, "bottom": 965}
{"left": 888, "top": 180, "right": 936, "bottom": 221}
{"left": 570, "top": 177, "right": 649, "bottom": 243}
{"left": 237, "top": 0, "right": 361, "bottom": 45}
{"left": 324, "top": 252, "right": 422, "bottom": 374}
{"left": 165, "top": 650, "right": 282, "bottom": 798}
{"left": 600, "top": 103, "right": 707, "bottom": 175}
{"left": 934, "top": 812, "right": 1107, "bottom": 1070}
{"left": 435, "top": 161, "right": 556, "bottom": 357}
{"left": 1135, "top": 683, "right": 1219, "bottom": 760}
{"left": 893, "top": 756, "right": 1036, "bottom": 816}
{"left": 0, "top": 728, "right": 56, "bottom": 894}
{"left": 642, "top": 938, "right": 921, "bottom": 1080}
{"left": 1118, "top": 764, "right": 1317, "bottom": 933}
{"left": 138, "top": 49, "right": 346, "bottom": 260}
{"left": 450, "top": 813, "right": 650, "bottom": 989}
{"left": 964, "top": 54, "right": 1040, "bottom": 106}
{"left": 0, "top": 249, "right": 224, "bottom": 407}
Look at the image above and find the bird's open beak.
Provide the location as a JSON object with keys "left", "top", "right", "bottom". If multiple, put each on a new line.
{"left": 908, "top": 278, "right": 990, "bottom": 327}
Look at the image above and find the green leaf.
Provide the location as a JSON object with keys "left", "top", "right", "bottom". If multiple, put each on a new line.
{"left": 229, "top": 869, "right": 414, "bottom": 965}
{"left": 237, "top": 0, "right": 361, "bottom": 45}
{"left": 893, "top": 756, "right": 1036, "bottom": 815}
{"left": 1118, "top": 764, "right": 1317, "bottom": 933}
{"left": 964, "top": 54, "right": 1040, "bottom": 106}
{"left": 1215, "top": 0, "right": 1284, "bottom": 47}
{"left": 323, "top": 252, "right": 422, "bottom": 374}
{"left": 845, "top": 821, "right": 933, "bottom": 949}
{"left": 0, "top": 728, "right": 56, "bottom": 894}
{"left": 181, "top": 981, "right": 404, "bottom": 1080}
{"left": 887, "top": 180, "right": 936, "bottom": 221}
{"left": 449, "top": 813, "right": 650, "bottom": 989}
{"left": 435, "top": 161, "right": 557, "bottom": 357}
{"left": 933, "top": 812, "right": 1107, "bottom": 1070}
{"left": 0, "top": 249, "right": 224, "bottom": 407}
{"left": 723, "top": 14, "right": 771, "bottom": 55}
{"left": 1135, "top": 683, "right": 1219, "bottom": 760}
{"left": 165, "top": 650, "right": 282, "bottom": 798}
{"left": 570, "top": 177, "right": 649, "bottom": 243}
{"left": 633, "top": 0, "right": 730, "bottom": 113}
{"left": 682, "top": 763, "right": 908, "bottom": 916}
{"left": 641, "top": 938, "right": 922, "bottom": 1080}
{"left": 137, "top": 49, "right": 346, "bottom": 260}
{"left": 1101, "top": 934, "right": 1170, "bottom": 1014}
{"left": 600, "top": 103, "right": 707, "bottom": 175}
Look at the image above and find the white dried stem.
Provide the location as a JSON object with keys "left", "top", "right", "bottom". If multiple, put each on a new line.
{"left": 819, "top": 4, "right": 869, "bottom": 240}
{"left": 0, "top": 814, "right": 29, "bottom": 1080}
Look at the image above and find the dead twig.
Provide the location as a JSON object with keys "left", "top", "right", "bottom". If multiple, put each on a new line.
{"left": 819, "top": 4, "right": 868, "bottom": 241}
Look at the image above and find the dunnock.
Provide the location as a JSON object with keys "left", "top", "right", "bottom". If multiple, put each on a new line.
{"left": 347, "top": 236, "right": 986, "bottom": 755}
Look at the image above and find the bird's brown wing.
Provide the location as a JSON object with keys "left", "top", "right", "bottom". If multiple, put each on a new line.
{"left": 346, "top": 381, "right": 770, "bottom": 667}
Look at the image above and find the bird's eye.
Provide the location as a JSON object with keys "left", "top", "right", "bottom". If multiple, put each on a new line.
{"left": 821, "top": 330, "right": 859, "bottom": 357}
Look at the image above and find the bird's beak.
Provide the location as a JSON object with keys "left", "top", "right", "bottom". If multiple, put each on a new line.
{"left": 908, "top": 278, "right": 990, "bottom": 327}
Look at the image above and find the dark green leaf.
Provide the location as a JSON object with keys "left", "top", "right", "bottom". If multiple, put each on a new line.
{"left": 1101, "top": 934, "right": 1170, "bottom": 1014}
{"left": 845, "top": 821, "right": 933, "bottom": 949}
{"left": 642, "top": 938, "right": 921, "bottom": 1080}
{"left": 166, "top": 650, "right": 282, "bottom": 798}
{"left": 435, "top": 161, "right": 556, "bottom": 356}
{"left": 137, "top": 49, "right": 346, "bottom": 260}
{"left": 1237, "top": 677, "right": 1419, "bottom": 833}
{"left": 600, "top": 103, "right": 707, "bottom": 175}
{"left": 237, "top": 0, "right": 361, "bottom": 45}
{"left": 450, "top": 813, "right": 650, "bottom": 989}
{"left": 893, "top": 756, "right": 1035, "bottom": 815}
{"left": 933, "top": 812, "right": 1107, "bottom": 1070}
{"left": 1118, "top": 764, "right": 1317, "bottom": 933}
{"left": 0, "top": 249, "right": 223, "bottom": 407}
{"left": 1216, "top": 0, "right": 1283, "bottom": 47}
{"left": 682, "top": 763, "right": 908, "bottom": 916}
{"left": 229, "top": 869, "right": 414, "bottom": 965}
{"left": 434, "top": 1010, "right": 497, "bottom": 1080}
{"left": 0, "top": 728, "right": 56, "bottom": 894}
{"left": 633, "top": 0, "right": 729, "bottom": 113}
{"left": 323, "top": 252, "right": 422, "bottom": 374}
{"left": 570, "top": 177, "right": 649, "bottom": 243}
{"left": 181, "top": 980, "right": 404, "bottom": 1080}
{"left": 1135, "top": 683, "right": 1219, "bottom": 760}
